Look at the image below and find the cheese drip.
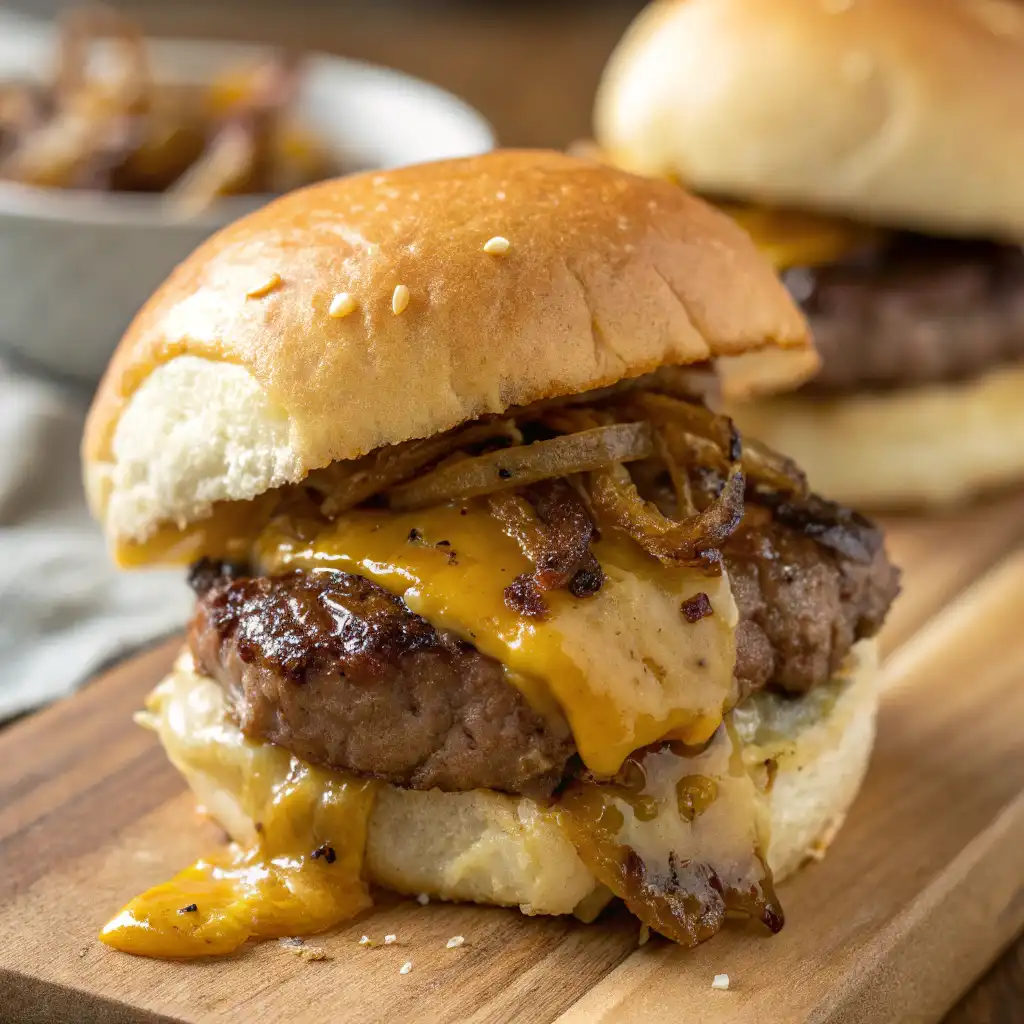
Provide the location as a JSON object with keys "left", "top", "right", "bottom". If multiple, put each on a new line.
{"left": 100, "top": 674, "right": 376, "bottom": 958}
{"left": 558, "top": 722, "right": 782, "bottom": 945}
{"left": 254, "top": 500, "right": 739, "bottom": 777}
{"left": 119, "top": 655, "right": 784, "bottom": 959}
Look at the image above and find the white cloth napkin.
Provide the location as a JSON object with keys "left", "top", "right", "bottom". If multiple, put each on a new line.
{"left": 0, "top": 361, "right": 192, "bottom": 719}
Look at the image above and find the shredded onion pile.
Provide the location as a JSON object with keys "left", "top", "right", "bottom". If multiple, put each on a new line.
{"left": 0, "top": 8, "right": 333, "bottom": 206}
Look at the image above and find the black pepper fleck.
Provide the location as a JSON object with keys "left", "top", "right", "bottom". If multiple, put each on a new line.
{"left": 311, "top": 844, "right": 337, "bottom": 864}
{"left": 178, "top": 904, "right": 198, "bottom": 914}
{"left": 408, "top": 528, "right": 422, "bottom": 543}
{"left": 497, "top": 468, "right": 512, "bottom": 480}
{"left": 254, "top": 821, "right": 264, "bottom": 833}
{"left": 436, "top": 539, "right": 451, "bottom": 547}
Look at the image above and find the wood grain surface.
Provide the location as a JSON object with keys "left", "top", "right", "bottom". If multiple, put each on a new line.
{"left": 1, "top": 493, "right": 1023, "bottom": 1023}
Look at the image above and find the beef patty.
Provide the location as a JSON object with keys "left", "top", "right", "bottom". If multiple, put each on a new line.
{"left": 187, "top": 506, "right": 899, "bottom": 795}
{"left": 789, "top": 236, "right": 1024, "bottom": 394}
{"left": 188, "top": 568, "right": 575, "bottom": 798}
{"left": 728, "top": 501, "right": 898, "bottom": 698}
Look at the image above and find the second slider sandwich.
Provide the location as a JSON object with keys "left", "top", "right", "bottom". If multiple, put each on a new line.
{"left": 595, "top": 0, "right": 1024, "bottom": 507}
{"left": 85, "top": 150, "right": 899, "bottom": 957}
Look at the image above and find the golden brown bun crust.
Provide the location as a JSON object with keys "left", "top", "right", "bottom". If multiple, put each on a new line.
{"left": 83, "top": 150, "right": 812, "bottom": 542}
{"left": 729, "top": 363, "right": 1024, "bottom": 509}
{"left": 596, "top": 0, "right": 1024, "bottom": 239}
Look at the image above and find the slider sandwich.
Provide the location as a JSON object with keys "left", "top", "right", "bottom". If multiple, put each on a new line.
{"left": 595, "top": 0, "right": 1024, "bottom": 506}
{"left": 84, "top": 150, "right": 899, "bottom": 957}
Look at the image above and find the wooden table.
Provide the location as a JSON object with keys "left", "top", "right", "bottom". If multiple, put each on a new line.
{"left": 8, "top": 1, "right": 1023, "bottom": 1017}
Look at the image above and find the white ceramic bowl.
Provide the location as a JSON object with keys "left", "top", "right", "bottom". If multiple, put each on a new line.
{"left": 0, "top": 12, "right": 495, "bottom": 384}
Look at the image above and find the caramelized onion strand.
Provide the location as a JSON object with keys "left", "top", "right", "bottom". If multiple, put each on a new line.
{"left": 488, "top": 481, "right": 604, "bottom": 617}
{"left": 388, "top": 422, "right": 654, "bottom": 512}
{"left": 306, "top": 419, "right": 522, "bottom": 517}
{"left": 559, "top": 730, "right": 784, "bottom": 947}
{"left": 588, "top": 460, "right": 743, "bottom": 570}
{"left": 619, "top": 391, "right": 806, "bottom": 497}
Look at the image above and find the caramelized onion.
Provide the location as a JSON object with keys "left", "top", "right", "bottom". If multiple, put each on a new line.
{"left": 528, "top": 481, "right": 601, "bottom": 591}
{"left": 567, "top": 552, "right": 604, "bottom": 598}
{"left": 489, "top": 480, "right": 604, "bottom": 618}
{"left": 654, "top": 428, "right": 697, "bottom": 517}
{"left": 387, "top": 423, "right": 654, "bottom": 512}
{"left": 588, "top": 459, "right": 744, "bottom": 570}
{"left": 741, "top": 437, "right": 808, "bottom": 499}
{"left": 622, "top": 391, "right": 806, "bottom": 497}
{"left": 486, "top": 491, "right": 551, "bottom": 619}
{"left": 502, "top": 572, "right": 549, "bottom": 621}
{"left": 487, "top": 490, "right": 548, "bottom": 567}
{"left": 626, "top": 392, "right": 736, "bottom": 453}
{"left": 1, "top": 9, "right": 330, "bottom": 202}
{"left": 559, "top": 726, "right": 783, "bottom": 947}
{"left": 305, "top": 419, "right": 522, "bottom": 517}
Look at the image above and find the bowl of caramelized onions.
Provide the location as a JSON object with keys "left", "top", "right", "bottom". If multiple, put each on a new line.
{"left": 0, "top": 8, "right": 494, "bottom": 383}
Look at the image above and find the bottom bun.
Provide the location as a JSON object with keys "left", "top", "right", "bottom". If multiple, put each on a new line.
{"left": 145, "top": 641, "right": 877, "bottom": 920}
{"left": 729, "top": 363, "right": 1024, "bottom": 509}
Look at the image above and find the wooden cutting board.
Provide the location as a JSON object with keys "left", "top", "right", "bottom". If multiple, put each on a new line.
{"left": 2, "top": 494, "right": 1024, "bottom": 1024}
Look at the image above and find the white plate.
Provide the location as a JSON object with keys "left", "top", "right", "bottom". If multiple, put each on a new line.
{"left": 0, "top": 12, "right": 495, "bottom": 384}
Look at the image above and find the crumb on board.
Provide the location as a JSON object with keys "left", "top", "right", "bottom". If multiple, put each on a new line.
{"left": 446, "top": 936, "right": 465, "bottom": 949}
{"left": 416, "top": 893, "right": 430, "bottom": 906}
{"left": 712, "top": 974, "right": 730, "bottom": 991}
{"left": 399, "top": 960, "right": 413, "bottom": 975}
{"left": 279, "top": 937, "right": 328, "bottom": 961}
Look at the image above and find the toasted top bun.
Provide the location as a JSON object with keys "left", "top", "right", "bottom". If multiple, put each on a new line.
{"left": 83, "top": 149, "right": 812, "bottom": 544}
{"left": 595, "top": 0, "right": 1024, "bottom": 240}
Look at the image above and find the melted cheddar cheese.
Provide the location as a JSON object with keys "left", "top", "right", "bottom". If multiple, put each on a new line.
{"left": 114, "top": 494, "right": 279, "bottom": 568}
{"left": 720, "top": 203, "right": 879, "bottom": 271}
{"left": 559, "top": 721, "right": 781, "bottom": 946}
{"left": 101, "top": 672, "right": 376, "bottom": 958}
{"left": 116, "top": 497, "right": 740, "bottom": 774}
{"left": 106, "top": 657, "right": 784, "bottom": 958}
{"left": 255, "top": 501, "right": 738, "bottom": 776}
